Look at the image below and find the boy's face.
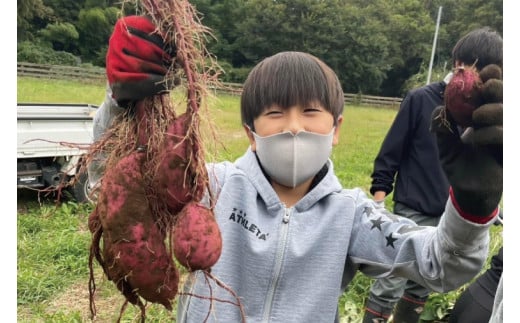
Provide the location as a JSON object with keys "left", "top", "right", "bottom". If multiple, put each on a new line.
{"left": 244, "top": 103, "right": 343, "bottom": 151}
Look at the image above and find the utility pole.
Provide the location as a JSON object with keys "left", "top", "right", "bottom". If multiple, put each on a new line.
{"left": 427, "top": 6, "right": 442, "bottom": 84}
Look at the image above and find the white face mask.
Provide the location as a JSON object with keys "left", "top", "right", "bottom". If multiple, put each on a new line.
{"left": 252, "top": 128, "right": 335, "bottom": 188}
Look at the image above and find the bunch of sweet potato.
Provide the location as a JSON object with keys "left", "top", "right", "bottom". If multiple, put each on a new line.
{"left": 87, "top": 95, "right": 223, "bottom": 321}
{"left": 86, "top": 1, "right": 225, "bottom": 320}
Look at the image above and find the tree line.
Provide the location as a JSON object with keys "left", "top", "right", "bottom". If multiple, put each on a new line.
{"left": 17, "top": 0, "right": 502, "bottom": 97}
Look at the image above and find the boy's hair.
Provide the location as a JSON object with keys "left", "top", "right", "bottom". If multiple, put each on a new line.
{"left": 240, "top": 51, "right": 345, "bottom": 130}
{"left": 451, "top": 27, "right": 503, "bottom": 70}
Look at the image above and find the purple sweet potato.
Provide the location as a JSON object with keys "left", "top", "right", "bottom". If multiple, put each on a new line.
{"left": 87, "top": 0, "right": 230, "bottom": 318}
{"left": 445, "top": 66, "right": 483, "bottom": 127}
{"left": 91, "top": 151, "right": 179, "bottom": 312}
{"left": 153, "top": 113, "right": 198, "bottom": 215}
{"left": 173, "top": 201, "right": 222, "bottom": 271}
{"left": 110, "top": 221, "right": 179, "bottom": 309}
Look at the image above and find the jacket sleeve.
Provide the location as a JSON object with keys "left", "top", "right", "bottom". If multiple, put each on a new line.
{"left": 348, "top": 191, "right": 495, "bottom": 293}
{"left": 370, "top": 93, "right": 415, "bottom": 196}
{"left": 93, "top": 86, "right": 125, "bottom": 141}
{"left": 87, "top": 86, "right": 125, "bottom": 187}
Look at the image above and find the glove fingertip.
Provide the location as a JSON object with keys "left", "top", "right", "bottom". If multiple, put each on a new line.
{"left": 481, "top": 79, "right": 503, "bottom": 103}
{"left": 127, "top": 26, "right": 165, "bottom": 50}
{"left": 470, "top": 125, "right": 503, "bottom": 146}
{"left": 472, "top": 103, "right": 503, "bottom": 126}
{"left": 111, "top": 75, "right": 170, "bottom": 104}
{"left": 479, "top": 64, "right": 502, "bottom": 83}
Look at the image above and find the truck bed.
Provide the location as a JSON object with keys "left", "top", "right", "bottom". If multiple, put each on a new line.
{"left": 17, "top": 103, "right": 98, "bottom": 159}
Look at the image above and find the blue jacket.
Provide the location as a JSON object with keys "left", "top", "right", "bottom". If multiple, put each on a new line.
{"left": 370, "top": 81, "right": 449, "bottom": 216}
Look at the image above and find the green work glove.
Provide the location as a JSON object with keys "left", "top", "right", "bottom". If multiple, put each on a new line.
{"left": 430, "top": 65, "right": 502, "bottom": 218}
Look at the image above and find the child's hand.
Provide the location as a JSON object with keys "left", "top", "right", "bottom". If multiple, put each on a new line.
{"left": 106, "top": 15, "right": 174, "bottom": 107}
{"left": 430, "top": 65, "right": 502, "bottom": 218}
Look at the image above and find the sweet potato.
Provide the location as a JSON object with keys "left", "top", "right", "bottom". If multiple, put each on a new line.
{"left": 86, "top": 1, "right": 231, "bottom": 319}
{"left": 88, "top": 188, "right": 147, "bottom": 318}
{"left": 90, "top": 151, "right": 179, "bottom": 318}
{"left": 109, "top": 221, "right": 179, "bottom": 309}
{"left": 173, "top": 201, "right": 222, "bottom": 271}
{"left": 445, "top": 66, "right": 483, "bottom": 127}
{"left": 153, "top": 113, "right": 200, "bottom": 215}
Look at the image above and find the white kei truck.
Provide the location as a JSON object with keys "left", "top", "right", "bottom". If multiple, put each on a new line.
{"left": 17, "top": 103, "right": 98, "bottom": 203}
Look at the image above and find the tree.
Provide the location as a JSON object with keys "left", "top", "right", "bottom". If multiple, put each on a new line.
{"left": 17, "top": 0, "right": 502, "bottom": 96}
{"left": 191, "top": 0, "right": 246, "bottom": 66}
{"left": 38, "top": 22, "right": 79, "bottom": 53}
{"left": 76, "top": 7, "right": 118, "bottom": 65}
{"left": 43, "top": 0, "right": 84, "bottom": 23}
{"left": 375, "top": 0, "right": 437, "bottom": 95}
{"left": 229, "top": 0, "right": 392, "bottom": 94}
{"left": 442, "top": 0, "right": 502, "bottom": 52}
{"left": 17, "top": 0, "right": 53, "bottom": 41}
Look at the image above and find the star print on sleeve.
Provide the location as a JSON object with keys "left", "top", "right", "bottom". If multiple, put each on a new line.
{"left": 385, "top": 233, "right": 398, "bottom": 248}
{"left": 363, "top": 206, "right": 400, "bottom": 249}
{"left": 370, "top": 216, "right": 386, "bottom": 231}
{"left": 363, "top": 206, "right": 375, "bottom": 217}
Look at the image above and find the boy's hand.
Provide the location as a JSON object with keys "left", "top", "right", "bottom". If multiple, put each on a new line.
{"left": 106, "top": 15, "right": 174, "bottom": 107}
{"left": 430, "top": 65, "right": 503, "bottom": 218}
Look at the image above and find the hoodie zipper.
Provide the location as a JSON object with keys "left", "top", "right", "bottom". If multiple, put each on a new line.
{"left": 261, "top": 207, "right": 292, "bottom": 322}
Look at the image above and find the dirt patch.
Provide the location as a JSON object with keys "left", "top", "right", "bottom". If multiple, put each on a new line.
{"left": 22, "top": 268, "right": 183, "bottom": 322}
{"left": 46, "top": 271, "right": 127, "bottom": 322}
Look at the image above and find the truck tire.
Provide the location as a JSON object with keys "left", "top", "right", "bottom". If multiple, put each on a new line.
{"left": 70, "top": 171, "right": 95, "bottom": 203}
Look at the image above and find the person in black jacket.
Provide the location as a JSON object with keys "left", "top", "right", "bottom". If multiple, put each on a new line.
{"left": 362, "top": 27, "right": 503, "bottom": 323}
{"left": 362, "top": 71, "right": 450, "bottom": 323}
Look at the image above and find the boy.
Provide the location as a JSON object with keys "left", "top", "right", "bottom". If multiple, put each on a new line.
{"left": 91, "top": 16, "right": 503, "bottom": 323}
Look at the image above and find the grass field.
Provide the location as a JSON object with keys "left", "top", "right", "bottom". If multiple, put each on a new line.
{"left": 16, "top": 77, "right": 503, "bottom": 322}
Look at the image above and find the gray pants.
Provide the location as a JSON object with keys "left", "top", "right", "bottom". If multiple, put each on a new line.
{"left": 367, "top": 202, "right": 441, "bottom": 310}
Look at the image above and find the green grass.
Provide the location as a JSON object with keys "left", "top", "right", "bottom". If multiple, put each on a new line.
{"left": 17, "top": 77, "right": 107, "bottom": 105}
{"left": 17, "top": 202, "right": 91, "bottom": 304}
{"left": 17, "top": 77, "right": 503, "bottom": 322}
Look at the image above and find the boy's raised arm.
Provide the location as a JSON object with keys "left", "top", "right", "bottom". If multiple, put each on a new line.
{"left": 430, "top": 65, "right": 503, "bottom": 221}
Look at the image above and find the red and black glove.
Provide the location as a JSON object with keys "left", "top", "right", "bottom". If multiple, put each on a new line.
{"left": 106, "top": 15, "right": 175, "bottom": 107}
{"left": 430, "top": 64, "right": 502, "bottom": 219}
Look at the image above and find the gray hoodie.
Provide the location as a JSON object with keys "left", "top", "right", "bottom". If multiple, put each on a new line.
{"left": 176, "top": 147, "right": 492, "bottom": 322}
